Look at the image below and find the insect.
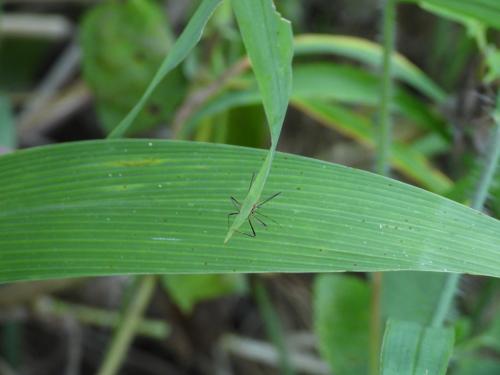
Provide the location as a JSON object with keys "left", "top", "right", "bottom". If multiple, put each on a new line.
{"left": 227, "top": 173, "right": 281, "bottom": 237}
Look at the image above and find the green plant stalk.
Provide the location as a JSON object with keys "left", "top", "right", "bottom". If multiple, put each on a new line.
{"left": 96, "top": 275, "right": 156, "bottom": 375}
{"left": 431, "top": 97, "right": 500, "bottom": 328}
{"left": 2, "top": 322, "right": 21, "bottom": 369}
{"left": 36, "top": 297, "right": 169, "bottom": 340}
{"left": 371, "top": 1, "right": 397, "bottom": 374}
{"left": 253, "top": 277, "right": 295, "bottom": 375}
{"left": 376, "top": 0, "right": 396, "bottom": 176}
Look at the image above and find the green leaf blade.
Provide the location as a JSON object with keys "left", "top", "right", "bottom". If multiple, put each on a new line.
{"left": 314, "top": 274, "right": 370, "bottom": 374}
{"left": 294, "top": 34, "right": 447, "bottom": 103}
{"left": 380, "top": 319, "right": 454, "bottom": 375}
{"left": 226, "top": 0, "right": 293, "bottom": 242}
{"left": 1, "top": 140, "right": 500, "bottom": 283}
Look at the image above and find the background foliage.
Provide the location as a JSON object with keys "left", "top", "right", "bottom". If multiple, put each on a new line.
{"left": 0, "top": 0, "right": 499, "bottom": 374}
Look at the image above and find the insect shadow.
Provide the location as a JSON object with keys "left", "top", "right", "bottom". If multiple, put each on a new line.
{"left": 227, "top": 173, "right": 281, "bottom": 237}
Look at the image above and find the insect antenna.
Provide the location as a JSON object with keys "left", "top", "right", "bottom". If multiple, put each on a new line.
{"left": 257, "top": 191, "right": 281, "bottom": 208}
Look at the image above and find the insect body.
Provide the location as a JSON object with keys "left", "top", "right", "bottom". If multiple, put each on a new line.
{"left": 227, "top": 174, "right": 281, "bottom": 237}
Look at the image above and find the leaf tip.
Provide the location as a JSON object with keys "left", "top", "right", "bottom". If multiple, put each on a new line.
{"left": 223, "top": 230, "right": 234, "bottom": 244}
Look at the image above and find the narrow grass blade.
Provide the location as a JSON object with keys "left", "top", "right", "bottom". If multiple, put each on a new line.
{"left": 0, "top": 96, "right": 15, "bottom": 152}
{"left": 293, "top": 99, "right": 452, "bottom": 193}
{"left": 107, "top": 0, "right": 222, "bottom": 139}
{"left": 183, "top": 63, "right": 450, "bottom": 141}
{"left": 419, "top": 0, "right": 500, "bottom": 31}
{"left": 226, "top": 0, "right": 293, "bottom": 243}
{"left": 294, "top": 34, "right": 447, "bottom": 103}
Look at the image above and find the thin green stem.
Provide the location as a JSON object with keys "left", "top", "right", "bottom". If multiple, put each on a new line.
{"left": 96, "top": 275, "right": 156, "bottom": 375}
{"left": 430, "top": 273, "right": 460, "bottom": 327}
{"left": 371, "top": 1, "right": 397, "bottom": 374}
{"left": 432, "top": 96, "right": 500, "bottom": 328}
{"left": 35, "top": 296, "right": 169, "bottom": 340}
{"left": 369, "top": 272, "right": 382, "bottom": 375}
{"left": 376, "top": 0, "right": 396, "bottom": 176}
{"left": 252, "top": 277, "right": 295, "bottom": 375}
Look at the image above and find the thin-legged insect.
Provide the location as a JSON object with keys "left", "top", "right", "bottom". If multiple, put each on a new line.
{"left": 227, "top": 173, "right": 281, "bottom": 237}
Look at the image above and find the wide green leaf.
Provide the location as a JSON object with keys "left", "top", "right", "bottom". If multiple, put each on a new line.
{"left": 226, "top": 0, "right": 293, "bottom": 242}
{"left": 380, "top": 319, "right": 454, "bottom": 375}
{"left": 1, "top": 139, "right": 500, "bottom": 283}
{"left": 314, "top": 274, "right": 370, "bottom": 374}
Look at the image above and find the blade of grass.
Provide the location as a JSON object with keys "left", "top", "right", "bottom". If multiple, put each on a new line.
{"left": 293, "top": 99, "right": 451, "bottom": 193}
{"left": 252, "top": 277, "right": 295, "bottom": 375}
{"left": 107, "top": 0, "right": 222, "bottom": 139}
{"left": 35, "top": 296, "right": 169, "bottom": 340}
{"left": 96, "top": 275, "right": 156, "bottom": 375}
{"left": 183, "top": 63, "right": 449, "bottom": 139}
{"left": 432, "top": 95, "right": 500, "bottom": 328}
{"left": 225, "top": 0, "right": 293, "bottom": 243}
{"left": 294, "top": 34, "right": 447, "bottom": 103}
{"left": 372, "top": 1, "right": 397, "bottom": 372}
{"left": 0, "top": 96, "right": 15, "bottom": 153}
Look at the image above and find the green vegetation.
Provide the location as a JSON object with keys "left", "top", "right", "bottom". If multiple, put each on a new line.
{"left": 1, "top": 0, "right": 499, "bottom": 373}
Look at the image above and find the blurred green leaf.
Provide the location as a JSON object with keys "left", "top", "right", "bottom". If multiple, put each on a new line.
{"left": 2, "top": 140, "right": 500, "bottom": 282}
{"left": 293, "top": 99, "right": 452, "bottom": 193}
{"left": 380, "top": 319, "right": 454, "bottom": 375}
{"left": 0, "top": 39, "right": 49, "bottom": 90}
{"left": 107, "top": 0, "right": 222, "bottom": 138}
{"left": 226, "top": 0, "right": 293, "bottom": 242}
{"left": 183, "top": 63, "right": 450, "bottom": 141}
{"left": 225, "top": 105, "right": 267, "bottom": 148}
{"left": 314, "top": 274, "right": 370, "bottom": 375}
{"left": 477, "top": 313, "right": 500, "bottom": 352}
{"left": 485, "top": 46, "right": 500, "bottom": 83}
{"left": 294, "top": 34, "right": 447, "bottom": 103}
{"left": 381, "top": 272, "right": 449, "bottom": 324}
{"left": 161, "top": 274, "right": 246, "bottom": 314}
{"left": 417, "top": 0, "right": 500, "bottom": 48}
{"left": 80, "top": 0, "right": 187, "bottom": 135}
{"left": 454, "top": 357, "right": 500, "bottom": 375}
{"left": 419, "top": 0, "right": 500, "bottom": 30}
{"left": 291, "top": 63, "right": 447, "bottom": 138}
{"left": 0, "top": 96, "right": 15, "bottom": 151}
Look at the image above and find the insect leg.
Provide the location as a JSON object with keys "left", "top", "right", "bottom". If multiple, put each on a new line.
{"left": 254, "top": 211, "right": 278, "bottom": 226}
{"left": 248, "top": 217, "right": 256, "bottom": 237}
{"left": 253, "top": 215, "right": 267, "bottom": 227}
{"left": 248, "top": 172, "right": 255, "bottom": 192}
{"left": 230, "top": 196, "right": 241, "bottom": 209}
{"left": 227, "top": 211, "right": 239, "bottom": 229}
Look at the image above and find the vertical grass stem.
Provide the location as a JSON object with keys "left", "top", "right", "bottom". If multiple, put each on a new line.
{"left": 431, "top": 97, "right": 500, "bottom": 328}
